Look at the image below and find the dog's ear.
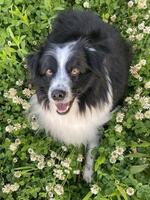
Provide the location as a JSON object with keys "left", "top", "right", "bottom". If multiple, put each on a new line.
{"left": 26, "top": 53, "right": 40, "bottom": 78}
{"left": 84, "top": 48, "right": 106, "bottom": 76}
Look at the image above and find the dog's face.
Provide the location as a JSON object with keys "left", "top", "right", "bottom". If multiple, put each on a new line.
{"left": 27, "top": 40, "right": 104, "bottom": 114}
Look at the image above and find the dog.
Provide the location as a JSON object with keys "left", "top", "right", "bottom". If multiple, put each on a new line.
{"left": 27, "top": 10, "right": 131, "bottom": 183}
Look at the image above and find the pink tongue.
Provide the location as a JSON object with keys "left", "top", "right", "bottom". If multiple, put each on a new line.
{"left": 56, "top": 103, "right": 69, "bottom": 112}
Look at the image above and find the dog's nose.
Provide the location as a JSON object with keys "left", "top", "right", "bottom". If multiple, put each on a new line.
{"left": 51, "top": 89, "right": 66, "bottom": 101}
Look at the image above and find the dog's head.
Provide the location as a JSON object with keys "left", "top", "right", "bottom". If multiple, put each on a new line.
{"left": 27, "top": 39, "right": 106, "bottom": 114}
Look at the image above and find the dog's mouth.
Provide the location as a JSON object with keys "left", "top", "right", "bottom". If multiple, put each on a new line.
{"left": 55, "top": 99, "right": 74, "bottom": 115}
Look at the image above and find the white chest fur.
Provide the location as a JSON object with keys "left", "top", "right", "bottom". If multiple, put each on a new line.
{"left": 29, "top": 94, "right": 112, "bottom": 146}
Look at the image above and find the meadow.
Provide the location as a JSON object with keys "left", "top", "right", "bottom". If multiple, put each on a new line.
{"left": 0, "top": 0, "right": 150, "bottom": 199}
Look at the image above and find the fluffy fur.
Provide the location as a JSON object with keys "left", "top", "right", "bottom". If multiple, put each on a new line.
{"left": 27, "top": 10, "right": 131, "bottom": 182}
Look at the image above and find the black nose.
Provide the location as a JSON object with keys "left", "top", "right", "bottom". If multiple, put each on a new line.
{"left": 51, "top": 89, "right": 66, "bottom": 101}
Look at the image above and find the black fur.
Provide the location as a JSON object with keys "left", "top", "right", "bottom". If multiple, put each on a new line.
{"left": 27, "top": 10, "right": 131, "bottom": 112}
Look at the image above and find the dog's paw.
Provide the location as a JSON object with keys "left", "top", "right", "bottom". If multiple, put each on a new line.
{"left": 83, "top": 166, "right": 93, "bottom": 183}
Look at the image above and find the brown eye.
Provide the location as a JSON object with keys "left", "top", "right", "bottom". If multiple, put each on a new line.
{"left": 46, "top": 69, "right": 53, "bottom": 77}
{"left": 71, "top": 68, "right": 80, "bottom": 76}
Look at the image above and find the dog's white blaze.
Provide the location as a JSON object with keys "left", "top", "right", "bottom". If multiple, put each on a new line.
{"left": 48, "top": 42, "right": 76, "bottom": 101}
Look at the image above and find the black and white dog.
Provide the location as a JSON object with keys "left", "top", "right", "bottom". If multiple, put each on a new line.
{"left": 27, "top": 10, "right": 131, "bottom": 182}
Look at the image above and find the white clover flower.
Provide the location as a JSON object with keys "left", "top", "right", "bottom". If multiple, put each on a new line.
{"left": 128, "top": 1, "right": 134, "bottom": 7}
{"left": 10, "top": 183, "right": 20, "bottom": 192}
{"left": 143, "top": 26, "right": 150, "bottom": 34}
{"left": 61, "top": 158, "right": 71, "bottom": 168}
{"left": 136, "top": 87, "right": 143, "bottom": 94}
{"left": 73, "top": 170, "right": 80, "bottom": 175}
{"left": 134, "top": 94, "right": 140, "bottom": 100}
{"left": 126, "top": 28, "right": 133, "bottom": 34}
{"left": 37, "top": 155, "right": 45, "bottom": 162}
{"left": 5, "top": 125, "right": 14, "bottom": 133}
{"left": 135, "top": 111, "right": 144, "bottom": 120}
{"left": 30, "top": 153, "right": 37, "bottom": 161}
{"left": 53, "top": 169, "right": 65, "bottom": 180}
{"left": 31, "top": 121, "right": 39, "bottom": 130}
{"left": 125, "top": 97, "right": 133, "bottom": 104}
{"left": 77, "top": 154, "right": 84, "bottom": 162}
{"left": 14, "top": 171, "right": 21, "bottom": 178}
{"left": 47, "top": 159, "right": 55, "bottom": 167}
{"left": 9, "top": 143, "right": 18, "bottom": 152}
{"left": 16, "top": 80, "right": 23, "bottom": 86}
{"left": 54, "top": 184, "right": 64, "bottom": 196}
{"left": 144, "top": 110, "right": 150, "bottom": 119}
{"left": 46, "top": 183, "right": 53, "bottom": 192}
{"left": 116, "top": 112, "right": 125, "bottom": 123}
{"left": 139, "top": 59, "right": 146, "bottom": 66}
{"left": 50, "top": 151, "right": 57, "bottom": 158}
{"left": 48, "top": 192, "right": 54, "bottom": 198}
{"left": 110, "top": 156, "right": 117, "bottom": 164}
{"left": 22, "top": 100, "right": 30, "bottom": 110}
{"left": 116, "top": 147, "right": 125, "bottom": 156}
{"left": 110, "top": 15, "right": 116, "bottom": 22}
{"left": 12, "top": 96, "right": 22, "bottom": 104}
{"left": 14, "top": 123, "right": 21, "bottom": 131}
{"left": 83, "top": 1, "right": 90, "bottom": 8}
{"left": 126, "top": 187, "right": 135, "bottom": 196}
{"left": 111, "top": 151, "right": 119, "bottom": 158}
{"left": 22, "top": 88, "right": 32, "bottom": 98}
{"left": 139, "top": 96, "right": 150, "bottom": 109}
{"left": 64, "top": 169, "right": 70, "bottom": 174}
{"left": 137, "top": 0, "right": 147, "bottom": 9}
{"left": 144, "top": 81, "right": 150, "bottom": 89}
{"left": 115, "top": 124, "right": 123, "bottom": 133}
{"left": 136, "top": 33, "right": 144, "bottom": 41}
{"left": 90, "top": 184, "right": 100, "bottom": 195}
{"left": 37, "top": 162, "right": 45, "bottom": 169}
{"left": 144, "top": 14, "right": 149, "bottom": 20}
{"left": 28, "top": 148, "right": 34, "bottom": 154}
{"left": 61, "top": 145, "right": 67, "bottom": 152}
{"left": 13, "top": 157, "right": 18, "bottom": 163}
{"left": 129, "top": 35, "right": 135, "bottom": 41}
{"left": 130, "top": 66, "right": 139, "bottom": 77}
{"left": 138, "top": 22, "right": 145, "bottom": 30}
{"left": 15, "top": 138, "right": 21, "bottom": 145}
{"left": 130, "top": 14, "right": 138, "bottom": 22}
{"left": 8, "top": 88, "right": 17, "bottom": 98}
{"left": 2, "top": 184, "right": 12, "bottom": 193}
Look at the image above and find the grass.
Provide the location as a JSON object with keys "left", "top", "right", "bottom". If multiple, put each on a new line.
{"left": 0, "top": 0, "right": 150, "bottom": 199}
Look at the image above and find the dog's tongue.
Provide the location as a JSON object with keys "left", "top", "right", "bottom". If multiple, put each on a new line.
{"left": 56, "top": 102, "right": 69, "bottom": 113}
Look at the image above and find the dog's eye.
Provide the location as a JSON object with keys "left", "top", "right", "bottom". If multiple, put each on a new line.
{"left": 71, "top": 68, "right": 80, "bottom": 76}
{"left": 46, "top": 69, "right": 53, "bottom": 77}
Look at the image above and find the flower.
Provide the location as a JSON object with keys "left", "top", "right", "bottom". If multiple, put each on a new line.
{"left": 90, "top": 184, "right": 100, "bottom": 195}
{"left": 144, "top": 110, "right": 150, "bottom": 119}
{"left": 138, "top": 22, "right": 145, "bottom": 30}
{"left": 83, "top": 1, "right": 90, "bottom": 8}
{"left": 2, "top": 184, "right": 12, "bottom": 193}
{"left": 50, "top": 151, "right": 57, "bottom": 158}
{"left": 5, "top": 125, "right": 14, "bottom": 133}
{"left": 13, "top": 157, "right": 18, "bottom": 163}
{"left": 110, "top": 156, "right": 117, "bottom": 164}
{"left": 61, "top": 145, "right": 67, "bottom": 152}
{"left": 31, "top": 121, "right": 39, "bottom": 130}
{"left": 125, "top": 97, "right": 133, "bottom": 104}
{"left": 14, "top": 171, "right": 21, "bottom": 178}
{"left": 115, "top": 147, "right": 125, "bottom": 155}
{"left": 135, "top": 111, "right": 144, "bottom": 120}
{"left": 16, "top": 80, "right": 23, "bottom": 86}
{"left": 116, "top": 112, "right": 125, "bottom": 123}
{"left": 130, "top": 14, "right": 138, "bottom": 22}
{"left": 115, "top": 124, "right": 123, "bottom": 133}
{"left": 15, "top": 138, "right": 21, "bottom": 145}
{"left": 10, "top": 183, "right": 20, "bottom": 192}
{"left": 77, "top": 154, "right": 84, "bottom": 162}
{"left": 73, "top": 170, "right": 80, "bottom": 175}
{"left": 111, "top": 151, "right": 119, "bottom": 158}
{"left": 126, "top": 187, "right": 135, "bottom": 196}
{"left": 110, "top": 15, "right": 116, "bottom": 22}
{"left": 139, "top": 59, "right": 146, "bottom": 66}
{"left": 22, "top": 88, "right": 32, "bottom": 98}
{"left": 137, "top": 0, "right": 147, "bottom": 9}
{"left": 28, "top": 148, "right": 34, "bottom": 154}
{"left": 8, "top": 88, "right": 17, "bottom": 98}
{"left": 9, "top": 143, "right": 18, "bottom": 153}
{"left": 47, "top": 159, "right": 55, "bottom": 167}
{"left": 46, "top": 183, "right": 53, "bottom": 192}
{"left": 37, "top": 162, "right": 45, "bottom": 169}
{"left": 139, "top": 96, "right": 150, "bottom": 109}
{"left": 128, "top": 1, "right": 134, "bottom": 8}
{"left": 54, "top": 184, "right": 64, "bottom": 195}
{"left": 144, "top": 81, "right": 150, "bottom": 89}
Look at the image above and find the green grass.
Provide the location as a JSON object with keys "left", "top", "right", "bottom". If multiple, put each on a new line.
{"left": 0, "top": 0, "right": 150, "bottom": 199}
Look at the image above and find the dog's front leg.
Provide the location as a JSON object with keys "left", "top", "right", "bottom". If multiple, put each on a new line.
{"left": 83, "top": 139, "right": 99, "bottom": 183}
